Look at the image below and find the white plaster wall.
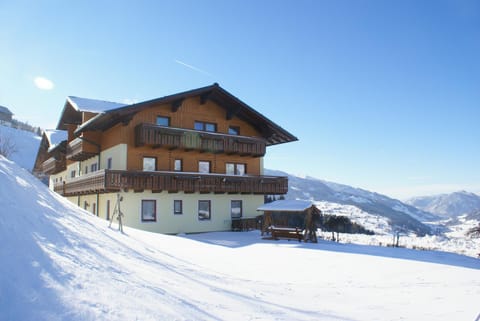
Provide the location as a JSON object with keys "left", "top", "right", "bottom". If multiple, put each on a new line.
{"left": 100, "top": 144, "right": 127, "bottom": 170}
{"left": 65, "top": 162, "right": 81, "bottom": 182}
{"left": 98, "top": 191, "right": 264, "bottom": 234}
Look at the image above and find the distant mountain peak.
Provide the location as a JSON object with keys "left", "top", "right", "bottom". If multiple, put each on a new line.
{"left": 406, "top": 191, "right": 480, "bottom": 218}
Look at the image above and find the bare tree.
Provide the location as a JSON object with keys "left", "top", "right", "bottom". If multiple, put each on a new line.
{"left": 0, "top": 131, "right": 17, "bottom": 158}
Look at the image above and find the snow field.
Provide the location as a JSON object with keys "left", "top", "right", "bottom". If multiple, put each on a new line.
{"left": 1, "top": 156, "right": 479, "bottom": 321}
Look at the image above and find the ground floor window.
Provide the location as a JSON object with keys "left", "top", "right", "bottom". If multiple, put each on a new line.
{"left": 198, "top": 200, "right": 211, "bottom": 220}
{"left": 141, "top": 200, "right": 156, "bottom": 222}
{"left": 231, "top": 200, "right": 242, "bottom": 218}
{"left": 174, "top": 200, "right": 183, "bottom": 215}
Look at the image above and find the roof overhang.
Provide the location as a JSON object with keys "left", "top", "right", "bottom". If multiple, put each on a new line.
{"left": 74, "top": 83, "right": 298, "bottom": 146}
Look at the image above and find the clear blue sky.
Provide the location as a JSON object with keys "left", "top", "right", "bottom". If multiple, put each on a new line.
{"left": 1, "top": 0, "right": 479, "bottom": 199}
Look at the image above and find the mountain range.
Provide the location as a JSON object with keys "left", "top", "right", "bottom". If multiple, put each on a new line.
{"left": 265, "top": 169, "right": 438, "bottom": 235}
{"left": 405, "top": 191, "right": 480, "bottom": 219}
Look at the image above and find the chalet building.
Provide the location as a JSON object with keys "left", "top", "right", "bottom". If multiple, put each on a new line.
{"left": 0, "top": 105, "right": 13, "bottom": 123}
{"left": 33, "top": 129, "right": 68, "bottom": 179}
{"left": 36, "top": 84, "right": 297, "bottom": 234}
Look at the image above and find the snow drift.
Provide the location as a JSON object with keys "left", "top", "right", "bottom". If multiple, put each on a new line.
{"left": 1, "top": 156, "right": 479, "bottom": 321}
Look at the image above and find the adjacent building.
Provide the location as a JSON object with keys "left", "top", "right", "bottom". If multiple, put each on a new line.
{"left": 36, "top": 84, "right": 297, "bottom": 234}
{"left": 0, "top": 105, "right": 13, "bottom": 123}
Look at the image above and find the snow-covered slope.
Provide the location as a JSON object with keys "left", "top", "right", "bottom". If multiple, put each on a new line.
{"left": 0, "top": 124, "right": 40, "bottom": 171}
{"left": 1, "top": 156, "right": 480, "bottom": 321}
{"left": 267, "top": 169, "right": 437, "bottom": 235}
{"left": 406, "top": 191, "right": 480, "bottom": 218}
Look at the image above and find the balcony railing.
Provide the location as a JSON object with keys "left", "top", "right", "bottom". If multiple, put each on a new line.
{"left": 54, "top": 169, "right": 288, "bottom": 196}
{"left": 66, "top": 137, "right": 99, "bottom": 161}
{"left": 42, "top": 156, "right": 66, "bottom": 174}
{"left": 135, "top": 123, "right": 266, "bottom": 157}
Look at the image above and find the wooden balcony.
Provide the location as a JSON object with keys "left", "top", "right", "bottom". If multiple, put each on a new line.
{"left": 41, "top": 156, "right": 66, "bottom": 174}
{"left": 54, "top": 169, "right": 288, "bottom": 196}
{"left": 66, "top": 137, "right": 99, "bottom": 161}
{"left": 135, "top": 123, "right": 266, "bottom": 157}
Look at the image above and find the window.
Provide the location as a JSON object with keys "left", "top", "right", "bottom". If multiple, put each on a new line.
{"left": 84, "top": 166, "right": 88, "bottom": 174}
{"left": 71, "top": 170, "right": 76, "bottom": 178}
{"left": 174, "top": 159, "right": 182, "bottom": 171}
{"left": 226, "top": 163, "right": 246, "bottom": 175}
{"left": 174, "top": 200, "right": 183, "bottom": 215}
{"left": 198, "top": 161, "right": 211, "bottom": 173}
{"left": 141, "top": 200, "right": 156, "bottom": 222}
{"left": 84, "top": 201, "right": 88, "bottom": 209}
{"left": 91, "top": 163, "right": 97, "bottom": 172}
{"left": 194, "top": 121, "right": 217, "bottom": 132}
{"left": 231, "top": 200, "right": 242, "bottom": 219}
{"left": 228, "top": 126, "right": 240, "bottom": 135}
{"left": 157, "top": 116, "right": 170, "bottom": 127}
{"left": 107, "top": 157, "right": 112, "bottom": 170}
{"left": 198, "top": 200, "right": 211, "bottom": 220}
{"left": 143, "top": 157, "right": 156, "bottom": 171}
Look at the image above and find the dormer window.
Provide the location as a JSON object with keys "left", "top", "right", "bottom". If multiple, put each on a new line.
{"left": 156, "top": 116, "right": 170, "bottom": 127}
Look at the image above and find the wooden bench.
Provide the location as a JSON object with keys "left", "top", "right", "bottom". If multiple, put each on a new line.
{"left": 270, "top": 226, "right": 303, "bottom": 242}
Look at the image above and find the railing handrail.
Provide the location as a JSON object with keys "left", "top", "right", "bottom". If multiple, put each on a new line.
{"left": 105, "top": 169, "right": 286, "bottom": 180}
{"left": 54, "top": 169, "right": 287, "bottom": 196}
{"left": 135, "top": 123, "right": 267, "bottom": 156}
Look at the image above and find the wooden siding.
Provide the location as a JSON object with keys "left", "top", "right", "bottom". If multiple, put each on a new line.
{"left": 54, "top": 170, "right": 288, "bottom": 196}
{"left": 100, "top": 97, "right": 262, "bottom": 152}
{"left": 66, "top": 137, "right": 99, "bottom": 161}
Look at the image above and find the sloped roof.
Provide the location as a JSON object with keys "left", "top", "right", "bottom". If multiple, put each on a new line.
{"left": 257, "top": 200, "right": 314, "bottom": 212}
{"left": 0, "top": 105, "right": 13, "bottom": 115}
{"left": 67, "top": 96, "right": 127, "bottom": 113}
{"left": 44, "top": 129, "right": 67, "bottom": 152}
{"left": 74, "top": 83, "right": 297, "bottom": 146}
{"left": 56, "top": 97, "right": 126, "bottom": 130}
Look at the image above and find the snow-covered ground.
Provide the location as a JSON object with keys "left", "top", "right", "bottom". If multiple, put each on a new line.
{"left": 316, "top": 201, "right": 392, "bottom": 234}
{"left": 0, "top": 124, "right": 40, "bottom": 171}
{"left": 316, "top": 201, "right": 480, "bottom": 258}
{"left": 1, "top": 156, "right": 480, "bottom": 320}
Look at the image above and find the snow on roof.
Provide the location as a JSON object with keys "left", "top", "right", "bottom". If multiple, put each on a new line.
{"left": 257, "top": 200, "right": 314, "bottom": 212}
{"left": 44, "top": 129, "right": 67, "bottom": 146}
{"left": 44, "top": 129, "right": 67, "bottom": 152}
{"left": 0, "top": 105, "right": 13, "bottom": 115}
{"left": 67, "top": 96, "right": 127, "bottom": 113}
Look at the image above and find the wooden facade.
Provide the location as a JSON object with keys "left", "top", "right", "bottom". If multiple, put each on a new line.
{"left": 38, "top": 84, "right": 297, "bottom": 234}
{"left": 33, "top": 130, "right": 68, "bottom": 177}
